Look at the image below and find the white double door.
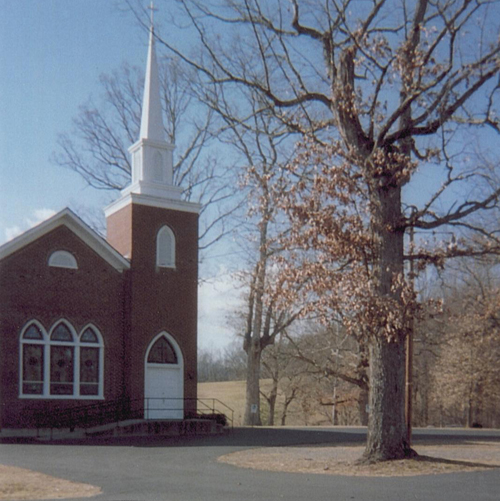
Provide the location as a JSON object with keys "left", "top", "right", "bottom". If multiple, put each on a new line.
{"left": 144, "top": 364, "right": 183, "bottom": 420}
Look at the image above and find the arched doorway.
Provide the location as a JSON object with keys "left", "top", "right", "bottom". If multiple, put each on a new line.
{"left": 144, "top": 333, "right": 183, "bottom": 419}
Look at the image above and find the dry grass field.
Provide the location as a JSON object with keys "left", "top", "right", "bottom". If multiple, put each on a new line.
{"left": 197, "top": 379, "right": 332, "bottom": 426}
{"left": 198, "top": 380, "right": 248, "bottom": 426}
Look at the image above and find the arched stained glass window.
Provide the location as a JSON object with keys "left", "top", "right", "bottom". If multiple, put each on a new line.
{"left": 23, "top": 324, "right": 43, "bottom": 340}
{"left": 49, "top": 323, "right": 75, "bottom": 394}
{"left": 51, "top": 322, "right": 73, "bottom": 341}
{"left": 80, "top": 327, "right": 99, "bottom": 343}
{"left": 79, "top": 327, "right": 100, "bottom": 396}
{"left": 21, "top": 322, "right": 45, "bottom": 395}
{"left": 48, "top": 250, "right": 78, "bottom": 269}
{"left": 20, "top": 321, "right": 104, "bottom": 399}
{"left": 147, "top": 336, "right": 178, "bottom": 364}
{"left": 156, "top": 225, "right": 175, "bottom": 268}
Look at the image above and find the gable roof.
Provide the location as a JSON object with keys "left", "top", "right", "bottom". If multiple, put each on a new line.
{"left": 0, "top": 208, "right": 130, "bottom": 272}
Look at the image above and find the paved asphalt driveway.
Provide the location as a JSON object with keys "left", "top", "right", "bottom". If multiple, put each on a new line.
{"left": 1, "top": 427, "right": 499, "bottom": 501}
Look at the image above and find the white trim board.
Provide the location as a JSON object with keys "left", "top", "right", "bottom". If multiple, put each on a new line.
{"left": 105, "top": 192, "right": 201, "bottom": 218}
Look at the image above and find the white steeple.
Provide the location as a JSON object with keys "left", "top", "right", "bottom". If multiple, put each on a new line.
{"left": 139, "top": 19, "right": 166, "bottom": 143}
{"left": 120, "top": 4, "right": 181, "bottom": 201}
{"left": 105, "top": 4, "right": 200, "bottom": 219}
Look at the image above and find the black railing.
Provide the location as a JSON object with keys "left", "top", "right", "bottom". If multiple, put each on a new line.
{"left": 194, "top": 398, "right": 235, "bottom": 427}
{"left": 32, "top": 397, "right": 233, "bottom": 436}
{"left": 32, "top": 397, "right": 132, "bottom": 433}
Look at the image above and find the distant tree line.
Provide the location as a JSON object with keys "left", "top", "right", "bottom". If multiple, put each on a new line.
{"left": 197, "top": 342, "right": 246, "bottom": 383}
{"left": 199, "top": 259, "right": 500, "bottom": 429}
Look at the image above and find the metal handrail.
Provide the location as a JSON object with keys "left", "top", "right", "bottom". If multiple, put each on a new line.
{"left": 32, "top": 397, "right": 234, "bottom": 435}
{"left": 194, "top": 398, "right": 234, "bottom": 428}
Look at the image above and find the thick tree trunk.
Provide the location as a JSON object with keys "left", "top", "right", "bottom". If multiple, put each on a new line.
{"left": 364, "top": 337, "right": 411, "bottom": 460}
{"left": 244, "top": 346, "right": 262, "bottom": 426}
{"left": 362, "top": 184, "right": 414, "bottom": 461}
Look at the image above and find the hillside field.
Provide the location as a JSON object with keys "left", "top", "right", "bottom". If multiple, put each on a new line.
{"left": 198, "top": 380, "right": 332, "bottom": 427}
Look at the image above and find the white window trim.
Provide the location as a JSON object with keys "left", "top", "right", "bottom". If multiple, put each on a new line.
{"left": 156, "top": 225, "right": 176, "bottom": 269}
{"left": 19, "top": 320, "right": 104, "bottom": 400}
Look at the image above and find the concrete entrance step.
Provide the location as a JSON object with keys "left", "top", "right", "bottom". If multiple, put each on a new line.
{"left": 85, "top": 418, "right": 226, "bottom": 438}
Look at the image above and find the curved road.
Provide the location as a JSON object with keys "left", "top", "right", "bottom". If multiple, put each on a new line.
{"left": 1, "top": 427, "right": 499, "bottom": 501}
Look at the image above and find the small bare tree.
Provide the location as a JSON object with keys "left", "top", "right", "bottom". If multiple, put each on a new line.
{"left": 260, "top": 331, "right": 303, "bottom": 425}
{"left": 285, "top": 323, "right": 370, "bottom": 425}
{"left": 53, "top": 58, "right": 236, "bottom": 249}
{"left": 227, "top": 107, "right": 301, "bottom": 426}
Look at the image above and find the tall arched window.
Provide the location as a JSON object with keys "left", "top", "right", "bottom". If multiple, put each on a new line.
{"left": 20, "top": 322, "right": 46, "bottom": 395}
{"left": 19, "top": 320, "right": 104, "bottom": 399}
{"left": 79, "top": 326, "right": 102, "bottom": 396}
{"left": 49, "top": 321, "right": 75, "bottom": 395}
{"left": 156, "top": 225, "right": 176, "bottom": 268}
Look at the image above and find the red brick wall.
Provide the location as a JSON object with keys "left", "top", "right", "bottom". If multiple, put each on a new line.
{"left": 0, "top": 226, "right": 127, "bottom": 428}
{"left": 0, "top": 200, "right": 199, "bottom": 429}
{"left": 106, "top": 203, "right": 132, "bottom": 259}
{"left": 108, "top": 203, "right": 198, "bottom": 413}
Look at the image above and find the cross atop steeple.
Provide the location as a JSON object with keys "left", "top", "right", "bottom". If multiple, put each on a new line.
{"left": 147, "top": 2, "right": 158, "bottom": 32}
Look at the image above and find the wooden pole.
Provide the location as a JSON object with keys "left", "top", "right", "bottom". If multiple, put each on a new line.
{"left": 405, "top": 225, "right": 415, "bottom": 447}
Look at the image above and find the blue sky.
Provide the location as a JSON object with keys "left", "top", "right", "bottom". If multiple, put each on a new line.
{"left": 0, "top": 0, "right": 150, "bottom": 242}
{"left": 0, "top": 0, "right": 240, "bottom": 350}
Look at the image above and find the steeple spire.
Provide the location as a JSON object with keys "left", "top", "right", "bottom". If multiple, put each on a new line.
{"left": 110, "top": 4, "right": 181, "bottom": 203}
{"left": 139, "top": 2, "right": 165, "bottom": 142}
{"left": 104, "top": 2, "right": 201, "bottom": 222}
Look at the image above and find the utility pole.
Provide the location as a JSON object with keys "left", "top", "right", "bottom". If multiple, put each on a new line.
{"left": 405, "top": 224, "right": 415, "bottom": 447}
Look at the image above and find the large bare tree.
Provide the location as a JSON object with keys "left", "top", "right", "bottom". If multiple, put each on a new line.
{"left": 146, "top": 0, "right": 500, "bottom": 461}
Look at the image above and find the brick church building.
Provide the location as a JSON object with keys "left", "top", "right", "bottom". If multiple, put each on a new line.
{"left": 0, "top": 25, "right": 199, "bottom": 429}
